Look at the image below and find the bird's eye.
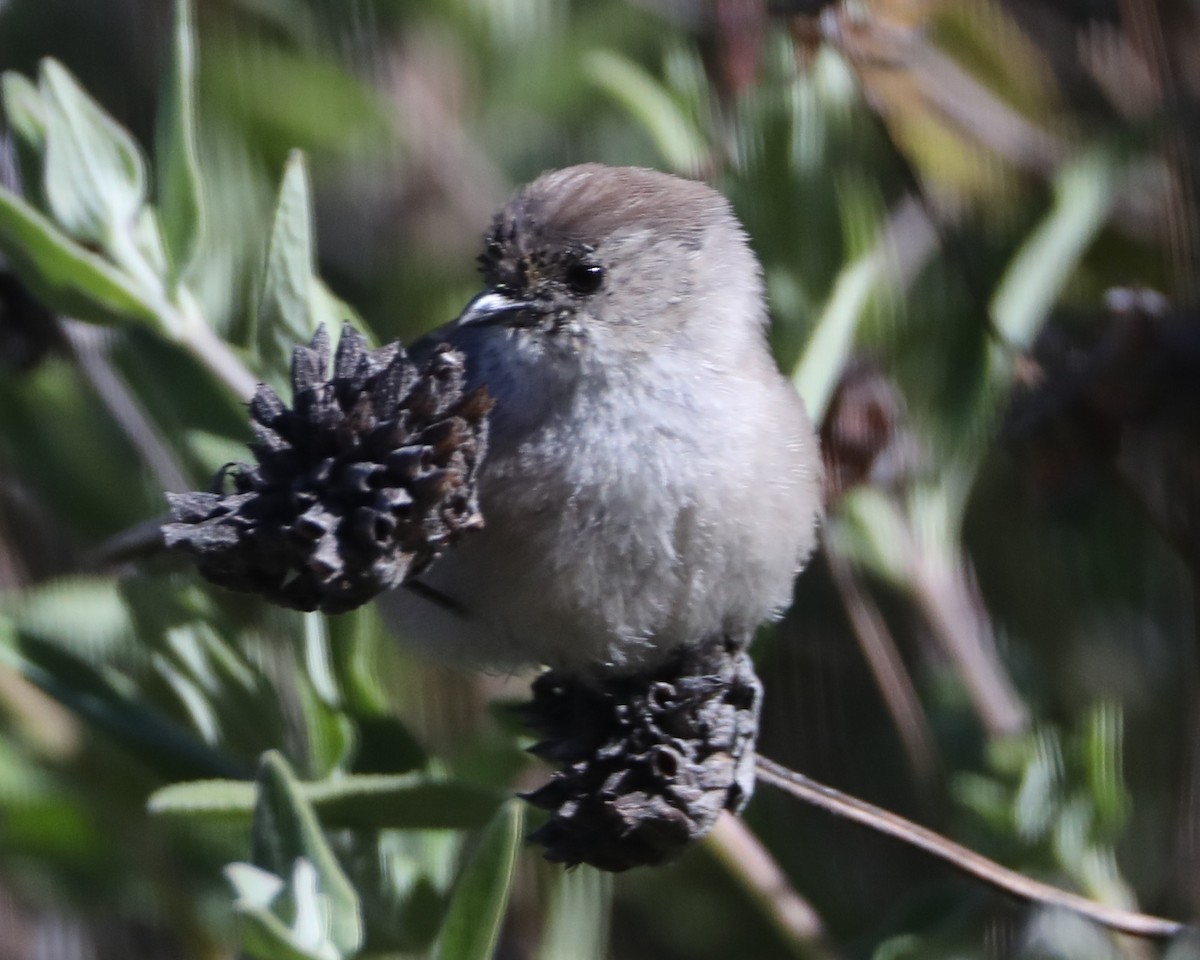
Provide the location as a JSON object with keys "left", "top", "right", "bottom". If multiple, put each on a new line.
{"left": 565, "top": 261, "right": 606, "bottom": 296}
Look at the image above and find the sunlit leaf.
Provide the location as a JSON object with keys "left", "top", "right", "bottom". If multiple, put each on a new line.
{"left": 303, "top": 612, "right": 340, "bottom": 709}
{"left": 0, "top": 185, "right": 162, "bottom": 326}
{"left": 39, "top": 59, "right": 149, "bottom": 258}
{"left": 536, "top": 864, "right": 611, "bottom": 960}
{"left": 1, "top": 72, "right": 47, "bottom": 198}
{"left": 0, "top": 575, "right": 134, "bottom": 659}
{"left": 989, "top": 150, "right": 1118, "bottom": 369}
{"left": 228, "top": 860, "right": 342, "bottom": 960}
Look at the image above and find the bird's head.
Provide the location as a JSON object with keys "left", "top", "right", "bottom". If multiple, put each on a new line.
{"left": 456, "top": 164, "right": 767, "bottom": 362}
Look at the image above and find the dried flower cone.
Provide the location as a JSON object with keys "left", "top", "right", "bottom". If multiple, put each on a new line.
{"left": 521, "top": 638, "right": 762, "bottom": 872}
{"left": 163, "top": 324, "right": 491, "bottom": 614}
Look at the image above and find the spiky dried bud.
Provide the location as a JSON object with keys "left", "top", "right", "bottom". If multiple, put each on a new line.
{"left": 520, "top": 638, "right": 762, "bottom": 872}
{"left": 163, "top": 324, "right": 491, "bottom": 614}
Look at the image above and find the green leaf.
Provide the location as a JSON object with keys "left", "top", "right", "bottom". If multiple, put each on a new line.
{"left": 39, "top": 59, "right": 148, "bottom": 249}
{"left": 435, "top": 801, "right": 523, "bottom": 960}
{"left": 236, "top": 905, "right": 341, "bottom": 960}
{"left": 793, "top": 251, "right": 875, "bottom": 423}
{"left": 536, "top": 865, "right": 611, "bottom": 960}
{"left": 156, "top": 0, "right": 204, "bottom": 285}
{"left": 0, "top": 185, "right": 162, "bottom": 326}
{"left": 585, "top": 50, "right": 707, "bottom": 176}
{"left": 826, "top": 488, "right": 911, "bottom": 586}
{"left": 1081, "top": 702, "right": 1128, "bottom": 836}
{"left": 1, "top": 72, "right": 47, "bottom": 201}
{"left": 1013, "top": 730, "right": 1063, "bottom": 841}
{"left": 149, "top": 772, "right": 504, "bottom": 830}
{"left": 351, "top": 713, "right": 427, "bottom": 776}
{"left": 0, "top": 575, "right": 134, "bottom": 659}
{"left": 311, "top": 278, "right": 361, "bottom": 336}
{"left": 257, "top": 150, "right": 319, "bottom": 389}
{"left": 326, "top": 606, "right": 391, "bottom": 719}
{"left": 228, "top": 861, "right": 342, "bottom": 960}
{"left": 0, "top": 638, "right": 247, "bottom": 781}
{"left": 303, "top": 612, "right": 340, "bottom": 708}
{"left": 153, "top": 649, "right": 222, "bottom": 745}
{"left": 251, "top": 751, "right": 363, "bottom": 956}
{"left": 2, "top": 72, "right": 47, "bottom": 152}
{"left": 988, "top": 149, "right": 1117, "bottom": 381}
{"left": 792, "top": 179, "right": 892, "bottom": 422}
{"left": 296, "top": 665, "right": 356, "bottom": 779}
{"left": 227, "top": 861, "right": 286, "bottom": 909}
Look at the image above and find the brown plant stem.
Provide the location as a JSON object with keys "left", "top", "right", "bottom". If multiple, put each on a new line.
{"left": 707, "top": 812, "right": 842, "bottom": 960}
{"left": 903, "top": 532, "right": 1030, "bottom": 739}
{"left": 62, "top": 320, "right": 191, "bottom": 493}
{"left": 756, "top": 755, "right": 1184, "bottom": 941}
{"left": 827, "top": 549, "right": 940, "bottom": 793}
{"left": 177, "top": 313, "right": 258, "bottom": 401}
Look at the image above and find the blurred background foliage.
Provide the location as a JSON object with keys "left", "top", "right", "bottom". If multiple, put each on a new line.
{"left": 0, "top": 0, "right": 1198, "bottom": 957}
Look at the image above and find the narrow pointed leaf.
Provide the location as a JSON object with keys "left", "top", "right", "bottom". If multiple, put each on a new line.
{"left": 149, "top": 772, "right": 503, "bottom": 829}
{"left": 0, "top": 185, "right": 162, "bottom": 326}
{"left": 585, "top": 50, "right": 706, "bottom": 176}
{"left": 435, "top": 801, "right": 522, "bottom": 960}
{"left": 257, "top": 150, "right": 318, "bottom": 388}
{"left": 233, "top": 884, "right": 342, "bottom": 960}
{"left": 226, "top": 861, "right": 285, "bottom": 909}
{"left": 2, "top": 72, "right": 47, "bottom": 152}
{"left": 156, "top": 0, "right": 204, "bottom": 284}
{"left": 250, "top": 752, "right": 363, "bottom": 955}
{"left": 0, "top": 640, "right": 247, "bottom": 781}
{"left": 1, "top": 72, "right": 47, "bottom": 198}
{"left": 536, "top": 865, "right": 611, "bottom": 960}
{"left": 39, "top": 59, "right": 147, "bottom": 248}
{"left": 988, "top": 150, "right": 1117, "bottom": 375}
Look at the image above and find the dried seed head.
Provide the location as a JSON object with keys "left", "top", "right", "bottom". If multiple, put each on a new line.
{"left": 163, "top": 324, "right": 492, "bottom": 613}
{"left": 520, "top": 638, "right": 762, "bottom": 871}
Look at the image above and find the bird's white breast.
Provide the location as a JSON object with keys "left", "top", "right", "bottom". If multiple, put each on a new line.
{"left": 380, "top": 327, "right": 821, "bottom": 673}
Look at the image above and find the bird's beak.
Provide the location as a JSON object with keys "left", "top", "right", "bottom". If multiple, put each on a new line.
{"left": 455, "top": 291, "right": 539, "bottom": 329}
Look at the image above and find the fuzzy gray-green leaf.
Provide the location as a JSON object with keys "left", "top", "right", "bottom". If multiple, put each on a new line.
{"left": 156, "top": 0, "right": 204, "bottom": 285}
{"left": 0, "top": 184, "right": 161, "bottom": 326}
{"left": 149, "top": 772, "right": 504, "bottom": 830}
{"left": 1, "top": 72, "right": 47, "bottom": 199}
{"left": 257, "top": 151, "right": 318, "bottom": 389}
{"left": 435, "top": 801, "right": 522, "bottom": 960}
{"left": 39, "top": 59, "right": 147, "bottom": 249}
{"left": 250, "top": 752, "right": 362, "bottom": 956}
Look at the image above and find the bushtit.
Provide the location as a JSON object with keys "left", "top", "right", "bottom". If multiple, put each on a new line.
{"left": 379, "top": 164, "right": 822, "bottom": 675}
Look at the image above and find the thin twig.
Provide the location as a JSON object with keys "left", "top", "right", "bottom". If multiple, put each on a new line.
{"left": 707, "top": 812, "right": 842, "bottom": 960}
{"left": 901, "top": 522, "right": 1030, "bottom": 738}
{"left": 60, "top": 320, "right": 191, "bottom": 493}
{"left": 176, "top": 314, "right": 258, "bottom": 401}
{"left": 756, "top": 755, "right": 1185, "bottom": 941}
{"left": 827, "top": 549, "right": 941, "bottom": 793}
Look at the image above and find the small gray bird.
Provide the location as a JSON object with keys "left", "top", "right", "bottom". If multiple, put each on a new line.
{"left": 379, "top": 164, "right": 822, "bottom": 676}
